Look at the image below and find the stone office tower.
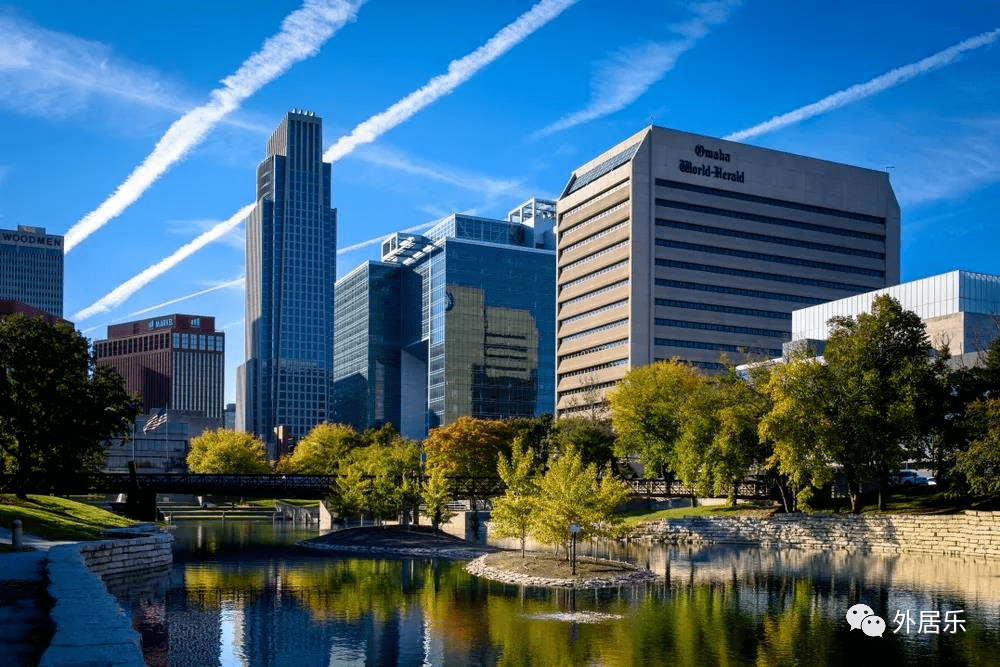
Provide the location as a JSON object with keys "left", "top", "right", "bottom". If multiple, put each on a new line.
{"left": 555, "top": 126, "right": 900, "bottom": 417}
{"left": 237, "top": 110, "right": 336, "bottom": 458}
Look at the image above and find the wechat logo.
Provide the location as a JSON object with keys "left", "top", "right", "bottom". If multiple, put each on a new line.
{"left": 846, "top": 603, "right": 885, "bottom": 637}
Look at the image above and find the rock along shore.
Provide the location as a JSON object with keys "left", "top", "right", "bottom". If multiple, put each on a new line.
{"left": 466, "top": 552, "right": 657, "bottom": 589}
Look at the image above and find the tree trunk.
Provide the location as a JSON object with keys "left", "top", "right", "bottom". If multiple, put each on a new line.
{"left": 848, "top": 481, "right": 862, "bottom": 514}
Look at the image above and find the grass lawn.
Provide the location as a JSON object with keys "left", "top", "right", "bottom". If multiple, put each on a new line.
{"left": 621, "top": 502, "right": 777, "bottom": 525}
{"left": 0, "top": 494, "right": 134, "bottom": 541}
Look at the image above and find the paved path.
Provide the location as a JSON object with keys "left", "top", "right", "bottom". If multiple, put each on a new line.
{"left": 1, "top": 527, "right": 147, "bottom": 667}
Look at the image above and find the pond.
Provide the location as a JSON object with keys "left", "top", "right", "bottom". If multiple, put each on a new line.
{"left": 111, "top": 521, "right": 1000, "bottom": 666}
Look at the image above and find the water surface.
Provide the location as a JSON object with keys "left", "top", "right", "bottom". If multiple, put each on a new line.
{"left": 113, "top": 521, "right": 1000, "bottom": 666}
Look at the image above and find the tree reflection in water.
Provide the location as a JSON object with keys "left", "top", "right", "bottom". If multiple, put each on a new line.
{"left": 111, "top": 521, "right": 1000, "bottom": 666}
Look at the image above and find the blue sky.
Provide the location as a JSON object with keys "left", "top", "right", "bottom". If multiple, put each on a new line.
{"left": 1, "top": 0, "right": 997, "bottom": 404}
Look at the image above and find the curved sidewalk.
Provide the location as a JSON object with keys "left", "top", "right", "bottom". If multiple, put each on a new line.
{"left": 1, "top": 527, "right": 147, "bottom": 667}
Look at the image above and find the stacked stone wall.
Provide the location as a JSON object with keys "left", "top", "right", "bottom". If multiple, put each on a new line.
{"left": 40, "top": 526, "right": 173, "bottom": 666}
{"left": 77, "top": 529, "right": 173, "bottom": 588}
{"left": 630, "top": 511, "right": 1000, "bottom": 558}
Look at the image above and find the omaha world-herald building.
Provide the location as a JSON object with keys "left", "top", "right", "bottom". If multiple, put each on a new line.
{"left": 555, "top": 126, "right": 900, "bottom": 416}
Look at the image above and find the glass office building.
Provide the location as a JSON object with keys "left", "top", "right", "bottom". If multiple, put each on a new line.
{"left": 334, "top": 205, "right": 556, "bottom": 439}
{"left": 0, "top": 225, "right": 64, "bottom": 318}
{"left": 237, "top": 111, "right": 336, "bottom": 457}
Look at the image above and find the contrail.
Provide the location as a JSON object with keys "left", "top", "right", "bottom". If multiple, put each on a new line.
{"left": 127, "top": 276, "right": 246, "bottom": 318}
{"left": 64, "top": 0, "right": 365, "bottom": 252}
{"left": 533, "top": 0, "right": 740, "bottom": 139}
{"left": 726, "top": 28, "right": 1000, "bottom": 142}
{"left": 73, "top": 204, "right": 254, "bottom": 321}
{"left": 75, "top": 0, "right": 576, "bottom": 318}
{"left": 323, "top": 0, "right": 579, "bottom": 162}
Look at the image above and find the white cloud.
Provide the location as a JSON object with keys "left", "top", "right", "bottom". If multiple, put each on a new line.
{"left": 324, "top": 0, "right": 580, "bottom": 162}
{"left": 726, "top": 28, "right": 1000, "bottom": 142}
{"left": 533, "top": 0, "right": 740, "bottom": 138}
{"left": 63, "top": 0, "right": 365, "bottom": 253}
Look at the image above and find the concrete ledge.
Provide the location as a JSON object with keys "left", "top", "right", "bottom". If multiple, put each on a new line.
{"left": 40, "top": 528, "right": 173, "bottom": 667}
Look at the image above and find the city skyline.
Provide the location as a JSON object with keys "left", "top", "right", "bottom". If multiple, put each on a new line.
{"left": 1, "top": 1, "right": 997, "bottom": 403}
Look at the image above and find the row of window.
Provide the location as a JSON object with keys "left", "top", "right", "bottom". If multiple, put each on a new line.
{"left": 558, "top": 379, "right": 619, "bottom": 398}
{"left": 654, "top": 318, "right": 788, "bottom": 338}
{"left": 654, "top": 297, "right": 792, "bottom": 320}
{"left": 559, "top": 318, "right": 628, "bottom": 345}
{"left": 558, "top": 338, "right": 629, "bottom": 363}
{"left": 559, "top": 279, "right": 630, "bottom": 310}
{"left": 654, "top": 278, "right": 824, "bottom": 305}
{"left": 654, "top": 178, "right": 887, "bottom": 226}
{"left": 654, "top": 338, "right": 783, "bottom": 357}
{"left": 559, "top": 358, "right": 628, "bottom": 379}
{"left": 655, "top": 240, "right": 885, "bottom": 278}
{"left": 559, "top": 299, "right": 629, "bottom": 327}
{"left": 560, "top": 220, "right": 629, "bottom": 257}
{"left": 560, "top": 179, "right": 629, "bottom": 218}
{"left": 655, "top": 218, "right": 885, "bottom": 259}
{"left": 560, "top": 260, "right": 629, "bottom": 291}
{"left": 655, "top": 259, "right": 872, "bottom": 292}
{"left": 560, "top": 201, "right": 629, "bottom": 242}
{"left": 560, "top": 239, "right": 630, "bottom": 275}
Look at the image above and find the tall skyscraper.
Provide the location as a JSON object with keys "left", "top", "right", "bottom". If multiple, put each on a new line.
{"left": 555, "top": 126, "right": 900, "bottom": 417}
{"left": 237, "top": 110, "right": 336, "bottom": 457}
{"left": 334, "top": 202, "right": 556, "bottom": 440}
{"left": 0, "top": 225, "right": 64, "bottom": 318}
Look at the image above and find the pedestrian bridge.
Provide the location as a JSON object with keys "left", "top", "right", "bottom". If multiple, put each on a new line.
{"left": 0, "top": 472, "right": 772, "bottom": 501}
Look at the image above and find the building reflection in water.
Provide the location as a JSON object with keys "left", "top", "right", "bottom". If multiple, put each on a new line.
{"left": 110, "top": 522, "right": 1000, "bottom": 666}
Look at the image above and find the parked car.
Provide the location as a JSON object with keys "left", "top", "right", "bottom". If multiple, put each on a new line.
{"left": 893, "top": 470, "right": 919, "bottom": 486}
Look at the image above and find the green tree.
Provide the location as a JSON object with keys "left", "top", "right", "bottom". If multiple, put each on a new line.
{"left": 531, "top": 447, "right": 629, "bottom": 556}
{"left": 277, "top": 422, "right": 361, "bottom": 474}
{"left": 334, "top": 441, "right": 421, "bottom": 525}
{"left": 675, "top": 367, "right": 772, "bottom": 505}
{"left": 607, "top": 360, "right": 705, "bottom": 478}
{"left": 954, "top": 398, "right": 1000, "bottom": 496}
{"left": 421, "top": 466, "right": 455, "bottom": 530}
{"left": 489, "top": 438, "right": 538, "bottom": 557}
{"left": 186, "top": 429, "right": 272, "bottom": 474}
{"left": 823, "top": 295, "right": 944, "bottom": 511}
{"left": 0, "top": 315, "right": 138, "bottom": 497}
{"left": 758, "top": 356, "right": 836, "bottom": 512}
{"left": 549, "top": 416, "right": 618, "bottom": 473}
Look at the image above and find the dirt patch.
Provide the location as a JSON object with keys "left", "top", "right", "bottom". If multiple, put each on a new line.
{"left": 484, "top": 551, "right": 636, "bottom": 579}
{"left": 467, "top": 551, "right": 656, "bottom": 589}
{"left": 299, "top": 525, "right": 495, "bottom": 559}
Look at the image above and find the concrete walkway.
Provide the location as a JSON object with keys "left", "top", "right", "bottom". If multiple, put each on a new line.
{"left": 1, "top": 527, "right": 147, "bottom": 667}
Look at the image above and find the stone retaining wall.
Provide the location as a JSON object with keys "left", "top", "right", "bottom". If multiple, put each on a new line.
{"left": 77, "top": 527, "right": 173, "bottom": 588}
{"left": 630, "top": 511, "right": 1000, "bottom": 557}
{"left": 40, "top": 526, "right": 173, "bottom": 667}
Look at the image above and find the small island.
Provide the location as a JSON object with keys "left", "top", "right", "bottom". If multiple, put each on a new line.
{"left": 466, "top": 551, "right": 656, "bottom": 589}
{"left": 298, "top": 524, "right": 497, "bottom": 560}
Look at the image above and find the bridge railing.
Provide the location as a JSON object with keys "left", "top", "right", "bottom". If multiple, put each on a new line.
{"left": 1, "top": 472, "right": 774, "bottom": 500}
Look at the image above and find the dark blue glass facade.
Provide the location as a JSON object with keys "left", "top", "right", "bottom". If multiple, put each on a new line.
{"left": 238, "top": 111, "right": 336, "bottom": 456}
{"left": 334, "top": 214, "right": 555, "bottom": 439}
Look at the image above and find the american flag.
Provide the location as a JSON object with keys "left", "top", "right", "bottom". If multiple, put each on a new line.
{"left": 143, "top": 408, "right": 168, "bottom": 434}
